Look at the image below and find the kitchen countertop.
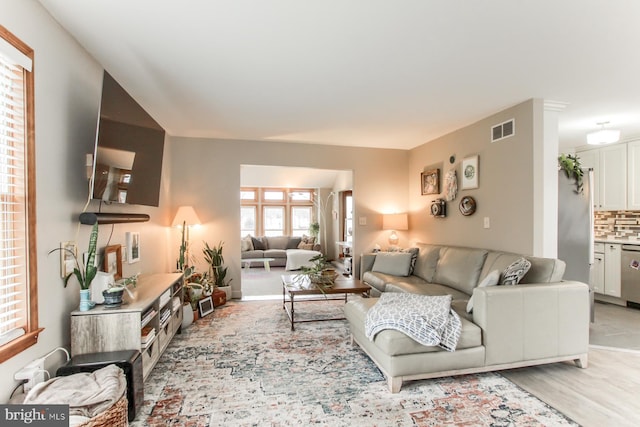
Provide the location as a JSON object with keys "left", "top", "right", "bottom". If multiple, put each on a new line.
{"left": 595, "top": 238, "right": 640, "bottom": 245}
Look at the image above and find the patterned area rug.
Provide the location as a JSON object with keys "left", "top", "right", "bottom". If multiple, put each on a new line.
{"left": 133, "top": 299, "right": 577, "bottom": 426}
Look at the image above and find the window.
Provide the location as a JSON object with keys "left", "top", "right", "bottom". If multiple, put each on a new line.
{"left": 291, "top": 206, "right": 312, "bottom": 237}
{"left": 0, "top": 26, "right": 41, "bottom": 363}
{"left": 263, "top": 206, "right": 285, "bottom": 236}
{"left": 240, "top": 187, "right": 316, "bottom": 236}
{"left": 240, "top": 206, "right": 256, "bottom": 237}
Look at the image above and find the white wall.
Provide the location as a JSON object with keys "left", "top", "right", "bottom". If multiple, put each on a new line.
{"left": 0, "top": 1, "right": 172, "bottom": 402}
{"left": 167, "top": 137, "right": 409, "bottom": 297}
{"left": 408, "top": 100, "right": 539, "bottom": 254}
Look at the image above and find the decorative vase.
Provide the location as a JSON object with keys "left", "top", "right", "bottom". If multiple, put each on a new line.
{"left": 79, "top": 289, "right": 92, "bottom": 312}
{"left": 182, "top": 303, "right": 193, "bottom": 329}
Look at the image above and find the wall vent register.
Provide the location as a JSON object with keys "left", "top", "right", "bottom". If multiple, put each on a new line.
{"left": 491, "top": 118, "right": 515, "bottom": 143}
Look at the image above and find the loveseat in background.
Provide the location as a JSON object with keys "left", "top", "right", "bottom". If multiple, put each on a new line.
{"left": 344, "top": 243, "right": 590, "bottom": 392}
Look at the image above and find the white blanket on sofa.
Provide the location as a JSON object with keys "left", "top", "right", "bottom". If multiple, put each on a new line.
{"left": 285, "top": 249, "right": 322, "bottom": 270}
{"left": 365, "top": 293, "right": 462, "bottom": 352}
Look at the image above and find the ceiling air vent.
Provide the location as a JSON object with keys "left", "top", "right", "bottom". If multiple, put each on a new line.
{"left": 491, "top": 118, "right": 515, "bottom": 143}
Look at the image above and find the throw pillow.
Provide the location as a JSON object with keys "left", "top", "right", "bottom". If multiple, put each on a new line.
{"left": 251, "top": 236, "right": 267, "bottom": 251}
{"left": 297, "top": 234, "right": 316, "bottom": 250}
{"left": 501, "top": 257, "right": 532, "bottom": 286}
{"left": 402, "top": 247, "right": 419, "bottom": 275}
{"left": 371, "top": 252, "right": 413, "bottom": 277}
{"left": 466, "top": 269, "right": 500, "bottom": 313}
{"left": 241, "top": 235, "right": 254, "bottom": 252}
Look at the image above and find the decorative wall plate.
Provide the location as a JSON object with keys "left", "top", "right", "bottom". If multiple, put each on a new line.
{"left": 459, "top": 196, "right": 476, "bottom": 216}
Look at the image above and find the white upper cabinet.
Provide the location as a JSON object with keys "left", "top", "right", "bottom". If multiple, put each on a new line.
{"left": 577, "top": 144, "right": 627, "bottom": 211}
{"left": 599, "top": 144, "right": 627, "bottom": 211}
{"left": 628, "top": 141, "right": 640, "bottom": 210}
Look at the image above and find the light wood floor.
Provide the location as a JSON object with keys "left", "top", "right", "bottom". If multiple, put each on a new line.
{"left": 502, "top": 302, "right": 640, "bottom": 427}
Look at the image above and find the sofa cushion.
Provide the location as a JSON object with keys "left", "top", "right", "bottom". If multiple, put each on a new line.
{"left": 346, "top": 298, "right": 482, "bottom": 355}
{"left": 362, "top": 271, "right": 395, "bottom": 293}
{"left": 242, "top": 250, "right": 266, "bottom": 259}
{"left": 466, "top": 269, "right": 500, "bottom": 313}
{"left": 263, "top": 249, "right": 287, "bottom": 259}
{"left": 287, "top": 236, "right": 302, "bottom": 249}
{"left": 501, "top": 257, "right": 531, "bottom": 285}
{"left": 402, "top": 247, "right": 420, "bottom": 275}
{"left": 241, "top": 235, "right": 254, "bottom": 252}
{"left": 251, "top": 236, "right": 267, "bottom": 250}
{"left": 297, "top": 235, "right": 316, "bottom": 250}
{"left": 520, "top": 256, "right": 566, "bottom": 284}
{"left": 386, "top": 281, "right": 469, "bottom": 301}
{"left": 432, "top": 247, "right": 488, "bottom": 296}
{"left": 372, "top": 252, "right": 413, "bottom": 276}
{"left": 266, "top": 236, "right": 289, "bottom": 250}
{"left": 412, "top": 243, "right": 441, "bottom": 282}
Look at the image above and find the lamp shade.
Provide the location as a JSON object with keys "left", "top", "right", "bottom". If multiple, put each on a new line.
{"left": 172, "top": 206, "right": 201, "bottom": 227}
{"left": 382, "top": 213, "right": 408, "bottom": 231}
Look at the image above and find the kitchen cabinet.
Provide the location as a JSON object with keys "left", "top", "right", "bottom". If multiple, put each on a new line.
{"left": 628, "top": 140, "right": 640, "bottom": 210}
{"left": 577, "top": 144, "right": 627, "bottom": 211}
{"left": 603, "top": 243, "right": 622, "bottom": 298}
{"left": 591, "top": 243, "right": 605, "bottom": 294}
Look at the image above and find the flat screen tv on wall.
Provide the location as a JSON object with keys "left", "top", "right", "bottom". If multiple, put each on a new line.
{"left": 90, "top": 71, "right": 165, "bottom": 207}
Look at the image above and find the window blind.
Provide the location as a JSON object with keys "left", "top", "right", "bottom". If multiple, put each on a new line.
{"left": 0, "top": 46, "right": 28, "bottom": 346}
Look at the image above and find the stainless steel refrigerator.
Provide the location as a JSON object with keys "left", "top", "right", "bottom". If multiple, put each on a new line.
{"left": 557, "top": 168, "right": 594, "bottom": 319}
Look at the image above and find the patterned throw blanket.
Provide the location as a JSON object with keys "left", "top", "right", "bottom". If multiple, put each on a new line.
{"left": 365, "top": 293, "right": 462, "bottom": 352}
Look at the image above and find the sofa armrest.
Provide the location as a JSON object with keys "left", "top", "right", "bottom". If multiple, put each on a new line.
{"left": 472, "top": 281, "right": 589, "bottom": 366}
{"left": 360, "top": 253, "right": 377, "bottom": 279}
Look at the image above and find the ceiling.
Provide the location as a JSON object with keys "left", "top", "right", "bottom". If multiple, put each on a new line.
{"left": 37, "top": 0, "right": 640, "bottom": 151}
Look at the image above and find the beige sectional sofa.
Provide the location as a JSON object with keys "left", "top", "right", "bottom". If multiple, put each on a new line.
{"left": 241, "top": 235, "right": 321, "bottom": 268}
{"left": 344, "top": 243, "right": 590, "bottom": 392}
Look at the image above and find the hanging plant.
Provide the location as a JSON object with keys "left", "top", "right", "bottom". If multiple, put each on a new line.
{"left": 558, "top": 154, "right": 584, "bottom": 194}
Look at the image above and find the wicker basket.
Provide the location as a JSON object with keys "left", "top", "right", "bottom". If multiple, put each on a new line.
{"left": 78, "top": 395, "right": 128, "bottom": 427}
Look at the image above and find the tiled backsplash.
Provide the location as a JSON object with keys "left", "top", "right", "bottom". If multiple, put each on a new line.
{"left": 594, "top": 211, "right": 640, "bottom": 240}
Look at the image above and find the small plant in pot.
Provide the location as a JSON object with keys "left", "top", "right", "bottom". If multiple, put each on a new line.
{"left": 48, "top": 222, "right": 99, "bottom": 311}
{"left": 102, "top": 274, "right": 138, "bottom": 308}
{"left": 203, "top": 241, "right": 232, "bottom": 300}
{"left": 294, "top": 254, "right": 338, "bottom": 292}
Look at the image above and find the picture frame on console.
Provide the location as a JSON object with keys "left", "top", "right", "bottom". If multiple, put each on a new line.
{"left": 104, "top": 244, "right": 123, "bottom": 280}
{"left": 421, "top": 169, "right": 440, "bottom": 195}
{"left": 126, "top": 231, "right": 141, "bottom": 264}
{"left": 461, "top": 156, "right": 479, "bottom": 189}
{"left": 198, "top": 296, "right": 214, "bottom": 317}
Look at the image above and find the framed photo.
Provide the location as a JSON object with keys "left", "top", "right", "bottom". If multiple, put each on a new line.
{"left": 421, "top": 169, "right": 440, "bottom": 195}
{"left": 103, "top": 244, "right": 123, "bottom": 280}
{"left": 198, "top": 296, "right": 214, "bottom": 317}
{"left": 126, "top": 232, "right": 140, "bottom": 264}
{"left": 60, "top": 241, "right": 77, "bottom": 278}
{"left": 461, "top": 156, "right": 479, "bottom": 189}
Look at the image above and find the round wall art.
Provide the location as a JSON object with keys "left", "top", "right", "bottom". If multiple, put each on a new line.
{"left": 459, "top": 196, "right": 476, "bottom": 216}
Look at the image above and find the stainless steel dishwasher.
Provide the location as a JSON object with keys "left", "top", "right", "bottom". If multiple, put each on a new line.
{"left": 621, "top": 244, "right": 640, "bottom": 305}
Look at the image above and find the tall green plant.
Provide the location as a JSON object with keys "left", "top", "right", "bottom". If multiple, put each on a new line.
{"left": 49, "top": 222, "right": 99, "bottom": 290}
{"left": 203, "top": 241, "right": 232, "bottom": 288}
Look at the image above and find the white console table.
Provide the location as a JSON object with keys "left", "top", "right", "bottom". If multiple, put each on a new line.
{"left": 70, "top": 273, "right": 184, "bottom": 380}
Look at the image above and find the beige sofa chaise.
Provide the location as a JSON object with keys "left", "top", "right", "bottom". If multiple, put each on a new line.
{"left": 344, "top": 243, "right": 590, "bottom": 392}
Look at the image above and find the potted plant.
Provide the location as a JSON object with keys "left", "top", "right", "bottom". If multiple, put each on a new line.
{"left": 294, "top": 254, "right": 338, "bottom": 292}
{"left": 203, "top": 241, "right": 232, "bottom": 300}
{"left": 309, "top": 222, "right": 320, "bottom": 239}
{"left": 102, "top": 274, "right": 139, "bottom": 307}
{"left": 48, "top": 222, "right": 99, "bottom": 311}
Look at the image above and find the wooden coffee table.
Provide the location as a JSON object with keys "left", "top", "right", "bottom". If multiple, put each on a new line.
{"left": 281, "top": 275, "right": 370, "bottom": 330}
